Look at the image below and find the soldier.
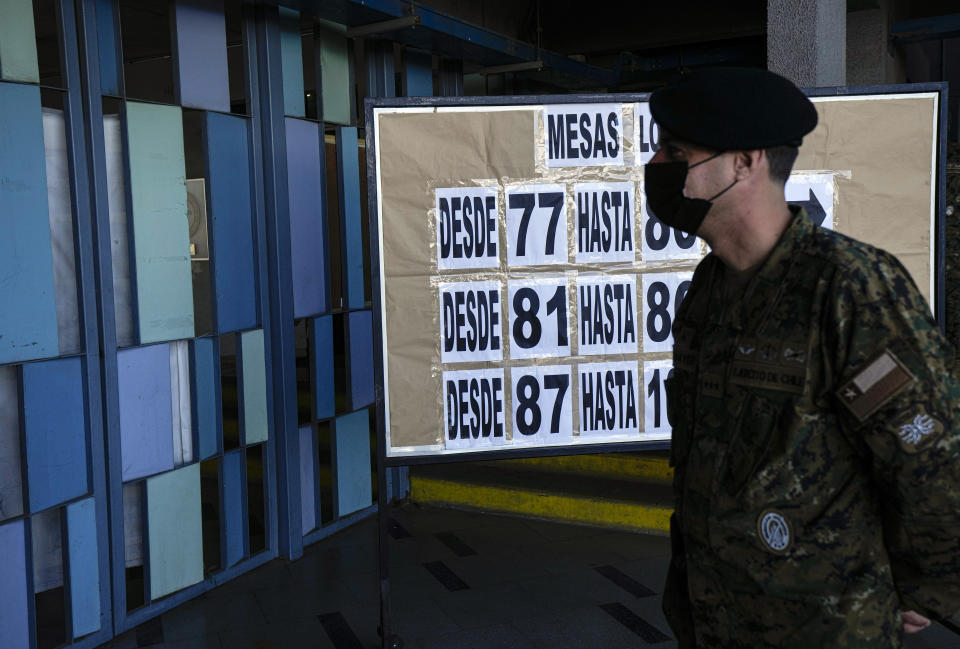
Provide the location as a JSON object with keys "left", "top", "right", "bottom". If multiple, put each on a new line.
{"left": 643, "top": 67, "right": 960, "bottom": 648}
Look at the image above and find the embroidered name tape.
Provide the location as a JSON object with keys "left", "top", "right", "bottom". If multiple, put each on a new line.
{"left": 729, "top": 361, "right": 805, "bottom": 393}
{"left": 837, "top": 350, "right": 915, "bottom": 422}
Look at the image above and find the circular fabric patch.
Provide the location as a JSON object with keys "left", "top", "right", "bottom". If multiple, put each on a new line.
{"left": 757, "top": 511, "right": 791, "bottom": 553}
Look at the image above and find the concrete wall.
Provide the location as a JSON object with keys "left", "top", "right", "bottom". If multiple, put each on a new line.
{"left": 767, "top": 0, "right": 846, "bottom": 87}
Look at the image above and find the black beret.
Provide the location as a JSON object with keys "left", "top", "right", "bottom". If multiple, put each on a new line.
{"left": 649, "top": 67, "right": 818, "bottom": 150}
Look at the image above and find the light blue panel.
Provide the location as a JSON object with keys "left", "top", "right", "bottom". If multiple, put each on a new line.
{"left": 222, "top": 450, "right": 244, "bottom": 567}
{"left": 66, "top": 498, "right": 101, "bottom": 638}
{"left": 174, "top": 0, "right": 230, "bottom": 112}
{"left": 147, "top": 463, "right": 203, "bottom": 599}
{"left": 347, "top": 310, "right": 375, "bottom": 409}
{"left": 0, "top": 0, "right": 39, "bottom": 82}
{"left": 118, "top": 344, "right": 174, "bottom": 481}
{"left": 318, "top": 22, "right": 351, "bottom": 125}
{"left": 404, "top": 49, "right": 433, "bottom": 97}
{"left": 312, "top": 316, "right": 335, "bottom": 419}
{"left": 23, "top": 357, "right": 89, "bottom": 512}
{"left": 299, "top": 426, "right": 316, "bottom": 533}
{"left": 126, "top": 102, "right": 195, "bottom": 343}
{"left": 337, "top": 127, "right": 364, "bottom": 310}
{"left": 286, "top": 118, "right": 328, "bottom": 318}
{"left": 206, "top": 112, "right": 257, "bottom": 332}
{"left": 95, "top": 0, "right": 122, "bottom": 95}
{"left": 240, "top": 329, "right": 268, "bottom": 444}
{"left": 279, "top": 7, "right": 304, "bottom": 118}
{"left": 0, "top": 520, "right": 30, "bottom": 649}
{"left": 0, "top": 82, "right": 59, "bottom": 364}
{"left": 191, "top": 337, "right": 218, "bottom": 460}
{"left": 333, "top": 411, "right": 371, "bottom": 517}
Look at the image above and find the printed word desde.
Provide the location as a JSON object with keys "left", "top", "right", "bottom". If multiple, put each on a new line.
{"left": 507, "top": 277, "right": 570, "bottom": 359}
{"left": 579, "top": 361, "right": 640, "bottom": 436}
{"left": 577, "top": 275, "right": 638, "bottom": 355}
{"left": 641, "top": 272, "right": 692, "bottom": 353}
{"left": 511, "top": 365, "right": 573, "bottom": 444}
{"left": 435, "top": 186, "right": 499, "bottom": 270}
{"left": 444, "top": 369, "right": 506, "bottom": 450}
{"left": 439, "top": 281, "right": 502, "bottom": 363}
{"left": 505, "top": 184, "right": 568, "bottom": 266}
{"left": 575, "top": 182, "right": 636, "bottom": 263}
{"left": 545, "top": 103, "right": 624, "bottom": 168}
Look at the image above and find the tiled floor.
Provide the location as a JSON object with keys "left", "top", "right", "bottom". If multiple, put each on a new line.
{"left": 98, "top": 504, "right": 960, "bottom": 649}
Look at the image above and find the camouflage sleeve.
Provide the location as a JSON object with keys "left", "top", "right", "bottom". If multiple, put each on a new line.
{"left": 827, "top": 249, "right": 960, "bottom": 620}
{"left": 662, "top": 514, "right": 697, "bottom": 648}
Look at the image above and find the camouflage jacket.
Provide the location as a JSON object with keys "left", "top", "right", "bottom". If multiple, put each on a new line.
{"left": 663, "top": 210, "right": 960, "bottom": 648}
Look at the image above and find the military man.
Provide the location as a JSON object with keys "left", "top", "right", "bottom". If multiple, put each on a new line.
{"left": 643, "top": 67, "right": 960, "bottom": 647}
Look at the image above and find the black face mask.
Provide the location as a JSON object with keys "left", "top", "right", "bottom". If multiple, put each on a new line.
{"left": 643, "top": 152, "right": 737, "bottom": 236}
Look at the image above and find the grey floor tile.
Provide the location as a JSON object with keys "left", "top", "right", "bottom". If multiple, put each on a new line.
{"left": 218, "top": 617, "right": 334, "bottom": 649}
{"left": 431, "top": 581, "right": 554, "bottom": 631}
{"left": 253, "top": 579, "right": 364, "bottom": 624}
{"left": 161, "top": 591, "right": 266, "bottom": 641}
{"left": 515, "top": 604, "right": 674, "bottom": 649}
{"left": 415, "top": 623, "right": 538, "bottom": 649}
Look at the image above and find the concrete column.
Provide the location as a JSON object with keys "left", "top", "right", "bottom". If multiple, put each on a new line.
{"left": 767, "top": 0, "right": 846, "bottom": 87}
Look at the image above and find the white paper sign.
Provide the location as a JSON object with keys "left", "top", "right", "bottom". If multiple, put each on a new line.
{"left": 578, "top": 361, "right": 640, "bottom": 436}
{"left": 510, "top": 365, "right": 573, "bottom": 445}
{"left": 643, "top": 359, "right": 673, "bottom": 438}
{"left": 507, "top": 277, "right": 570, "bottom": 360}
{"left": 435, "top": 186, "right": 500, "bottom": 270}
{"left": 574, "top": 182, "right": 636, "bottom": 264}
{"left": 439, "top": 280, "right": 503, "bottom": 363}
{"left": 443, "top": 368, "right": 507, "bottom": 450}
{"left": 577, "top": 274, "right": 638, "bottom": 356}
{"left": 505, "top": 183, "right": 568, "bottom": 266}
{"left": 544, "top": 103, "right": 624, "bottom": 168}
{"left": 633, "top": 102, "right": 660, "bottom": 166}
{"left": 786, "top": 172, "right": 835, "bottom": 230}
{"left": 641, "top": 272, "right": 693, "bottom": 353}
{"left": 640, "top": 197, "right": 701, "bottom": 262}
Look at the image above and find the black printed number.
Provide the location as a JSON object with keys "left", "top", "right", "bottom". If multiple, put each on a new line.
{"left": 646, "top": 282, "right": 672, "bottom": 343}
{"left": 510, "top": 191, "right": 564, "bottom": 258}
{"left": 512, "top": 285, "right": 567, "bottom": 349}
{"left": 516, "top": 373, "right": 570, "bottom": 435}
{"left": 644, "top": 213, "right": 697, "bottom": 251}
{"left": 646, "top": 368, "right": 675, "bottom": 429}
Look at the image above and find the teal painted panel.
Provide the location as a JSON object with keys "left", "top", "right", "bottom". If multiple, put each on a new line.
{"left": 279, "top": 7, "right": 304, "bottom": 118}
{"left": 0, "top": 520, "right": 29, "bottom": 648}
{"left": 126, "top": 102, "right": 194, "bottom": 343}
{"left": 0, "top": 82, "right": 59, "bottom": 364}
{"left": 333, "top": 410, "right": 371, "bottom": 517}
{"left": 337, "top": 127, "right": 364, "bottom": 309}
{"left": 192, "top": 337, "right": 219, "bottom": 460}
{"left": 318, "top": 23, "right": 351, "bottom": 125}
{"left": 241, "top": 329, "right": 268, "bottom": 444}
{"left": 66, "top": 498, "right": 101, "bottom": 638}
{"left": 147, "top": 463, "right": 203, "bottom": 599}
{"left": 0, "top": 0, "right": 39, "bottom": 82}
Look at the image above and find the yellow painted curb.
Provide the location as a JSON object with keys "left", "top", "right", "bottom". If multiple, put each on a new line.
{"left": 499, "top": 454, "right": 674, "bottom": 484}
{"left": 411, "top": 476, "right": 672, "bottom": 536}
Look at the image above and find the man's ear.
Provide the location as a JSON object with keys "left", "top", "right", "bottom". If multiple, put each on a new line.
{"left": 733, "top": 149, "right": 764, "bottom": 181}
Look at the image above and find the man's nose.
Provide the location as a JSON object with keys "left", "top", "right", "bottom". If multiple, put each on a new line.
{"left": 649, "top": 149, "right": 665, "bottom": 164}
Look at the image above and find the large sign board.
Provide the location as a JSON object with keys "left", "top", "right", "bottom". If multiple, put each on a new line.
{"left": 368, "top": 88, "right": 944, "bottom": 460}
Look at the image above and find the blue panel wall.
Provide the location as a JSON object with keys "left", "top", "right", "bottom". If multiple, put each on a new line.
{"left": 241, "top": 329, "right": 268, "bottom": 444}
{"left": 117, "top": 344, "right": 174, "bottom": 481}
{"left": 404, "top": 48, "right": 433, "bottom": 97}
{"left": 67, "top": 497, "right": 101, "bottom": 638}
{"left": 312, "top": 316, "right": 335, "bottom": 419}
{"left": 0, "top": 82, "right": 59, "bottom": 364}
{"left": 23, "top": 357, "right": 89, "bottom": 513}
{"left": 146, "top": 463, "right": 203, "bottom": 599}
{"left": 332, "top": 411, "right": 371, "bottom": 518}
{"left": 286, "top": 118, "right": 328, "bottom": 318}
{"left": 173, "top": 0, "right": 230, "bottom": 112}
{"left": 299, "top": 426, "right": 316, "bottom": 533}
{"left": 192, "top": 337, "right": 219, "bottom": 460}
{"left": 95, "top": 0, "right": 122, "bottom": 95}
{"left": 278, "top": 7, "right": 304, "bottom": 118}
{"left": 222, "top": 450, "right": 244, "bottom": 567}
{"left": 206, "top": 112, "right": 258, "bottom": 333}
{"left": 347, "top": 311, "right": 375, "bottom": 410}
{"left": 0, "top": 0, "right": 39, "bottom": 82}
{"left": 337, "top": 127, "right": 364, "bottom": 310}
{"left": 0, "top": 520, "right": 29, "bottom": 649}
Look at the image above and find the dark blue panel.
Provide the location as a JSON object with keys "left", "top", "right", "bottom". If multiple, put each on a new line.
{"left": 312, "top": 315, "right": 334, "bottom": 419}
{"left": 191, "top": 337, "right": 219, "bottom": 460}
{"left": 67, "top": 498, "right": 101, "bottom": 637}
{"left": 222, "top": 449, "right": 244, "bottom": 567}
{"left": 347, "top": 310, "right": 374, "bottom": 409}
{"left": 95, "top": 0, "right": 121, "bottom": 95}
{"left": 0, "top": 82, "right": 59, "bottom": 364}
{"left": 336, "top": 127, "right": 364, "bottom": 310}
{"left": 285, "top": 118, "right": 329, "bottom": 318}
{"left": 0, "top": 520, "right": 29, "bottom": 648}
{"left": 403, "top": 49, "right": 433, "bottom": 97}
{"left": 174, "top": 0, "right": 230, "bottom": 112}
{"left": 23, "top": 357, "right": 89, "bottom": 512}
{"left": 206, "top": 112, "right": 258, "bottom": 332}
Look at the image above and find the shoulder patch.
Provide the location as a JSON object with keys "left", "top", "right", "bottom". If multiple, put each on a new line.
{"left": 837, "top": 350, "right": 915, "bottom": 422}
{"left": 893, "top": 404, "right": 944, "bottom": 453}
{"left": 757, "top": 510, "right": 791, "bottom": 554}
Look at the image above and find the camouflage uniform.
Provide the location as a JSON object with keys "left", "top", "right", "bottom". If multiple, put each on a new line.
{"left": 664, "top": 208, "right": 960, "bottom": 648}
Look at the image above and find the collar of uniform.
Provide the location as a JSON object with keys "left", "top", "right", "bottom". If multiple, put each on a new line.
{"left": 727, "top": 205, "right": 811, "bottom": 331}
